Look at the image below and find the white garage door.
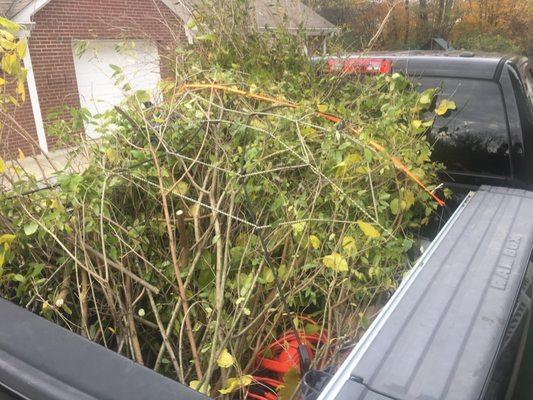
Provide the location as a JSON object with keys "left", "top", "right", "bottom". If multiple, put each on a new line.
{"left": 72, "top": 40, "right": 161, "bottom": 138}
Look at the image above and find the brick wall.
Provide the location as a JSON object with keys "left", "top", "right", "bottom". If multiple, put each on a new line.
{"left": 1, "top": 80, "right": 40, "bottom": 159}
{"left": 1, "top": 0, "right": 185, "bottom": 159}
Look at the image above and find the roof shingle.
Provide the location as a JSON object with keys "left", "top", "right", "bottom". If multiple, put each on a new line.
{"left": 1, "top": 0, "right": 334, "bottom": 34}
{"left": 0, "top": 0, "right": 33, "bottom": 18}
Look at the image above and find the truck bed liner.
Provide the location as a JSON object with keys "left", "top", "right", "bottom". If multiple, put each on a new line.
{"left": 318, "top": 186, "right": 533, "bottom": 400}
{"left": 0, "top": 297, "right": 208, "bottom": 399}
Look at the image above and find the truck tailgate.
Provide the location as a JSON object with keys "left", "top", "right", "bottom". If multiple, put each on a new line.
{"left": 318, "top": 186, "right": 533, "bottom": 400}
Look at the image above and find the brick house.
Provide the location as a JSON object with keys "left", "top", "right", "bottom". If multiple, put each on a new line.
{"left": 1, "top": 0, "right": 185, "bottom": 159}
{"left": 0, "top": 0, "right": 334, "bottom": 159}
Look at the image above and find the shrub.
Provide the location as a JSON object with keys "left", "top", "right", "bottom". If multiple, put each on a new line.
{"left": 0, "top": 3, "right": 448, "bottom": 397}
{"left": 453, "top": 31, "right": 523, "bottom": 54}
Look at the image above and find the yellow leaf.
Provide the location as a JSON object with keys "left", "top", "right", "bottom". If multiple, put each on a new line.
{"left": 173, "top": 181, "right": 189, "bottom": 196}
{"left": 217, "top": 348, "right": 235, "bottom": 369}
{"left": 309, "top": 235, "right": 321, "bottom": 250}
{"left": 189, "top": 203, "right": 200, "bottom": 218}
{"left": 403, "top": 190, "right": 416, "bottom": 210}
{"left": 342, "top": 236, "right": 357, "bottom": 255}
{"left": 17, "top": 148, "right": 25, "bottom": 161}
{"left": 292, "top": 222, "right": 305, "bottom": 235}
{"left": 323, "top": 253, "right": 349, "bottom": 272}
{"left": 317, "top": 104, "right": 328, "bottom": 113}
{"left": 2, "top": 52, "right": 17, "bottom": 75}
{"left": 435, "top": 99, "right": 456, "bottom": 116}
{"left": 0, "top": 234, "right": 16, "bottom": 244}
{"left": 15, "top": 39, "right": 26, "bottom": 58}
{"left": 16, "top": 79, "right": 25, "bottom": 102}
{"left": 411, "top": 120, "right": 422, "bottom": 129}
{"left": 0, "top": 77, "right": 5, "bottom": 86}
{"left": 189, "top": 380, "right": 211, "bottom": 395}
{"left": 0, "top": 17, "right": 21, "bottom": 33}
{"left": 105, "top": 148, "right": 117, "bottom": 163}
{"left": 357, "top": 221, "right": 380, "bottom": 238}
{"left": 0, "top": 157, "right": 5, "bottom": 173}
{"left": 219, "top": 375, "right": 253, "bottom": 394}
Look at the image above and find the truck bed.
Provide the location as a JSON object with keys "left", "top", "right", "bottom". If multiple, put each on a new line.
{"left": 318, "top": 186, "right": 533, "bottom": 400}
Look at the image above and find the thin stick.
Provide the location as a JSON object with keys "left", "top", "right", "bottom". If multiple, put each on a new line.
{"left": 147, "top": 291, "right": 184, "bottom": 381}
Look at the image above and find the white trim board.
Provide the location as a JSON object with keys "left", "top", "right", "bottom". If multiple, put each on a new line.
{"left": 12, "top": 0, "right": 186, "bottom": 23}
{"left": 12, "top": 0, "right": 51, "bottom": 23}
{"left": 23, "top": 47, "right": 48, "bottom": 154}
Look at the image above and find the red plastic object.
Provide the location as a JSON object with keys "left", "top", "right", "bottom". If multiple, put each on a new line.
{"left": 248, "top": 377, "right": 282, "bottom": 400}
{"left": 327, "top": 58, "right": 392, "bottom": 75}
{"left": 257, "top": 332, "right": 328, "bottom": 375}
{"left": 247, "top": 317, "right": 328, "bottom": 400}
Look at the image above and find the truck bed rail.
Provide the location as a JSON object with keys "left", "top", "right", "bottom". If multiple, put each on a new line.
{"left": 0, "top": 297, "right": 208, "bottom": 400}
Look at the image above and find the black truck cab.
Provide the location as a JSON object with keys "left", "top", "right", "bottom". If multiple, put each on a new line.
{"left": 320, "top": 52, "right": 533, "bottom": 192}
{"left": 396, "top": 54, "right": 533, "bottom": 190}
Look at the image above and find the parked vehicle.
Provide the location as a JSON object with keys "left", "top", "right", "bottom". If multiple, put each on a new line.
{"left": 320, "top": 52, "right": 533, "bottom": 194}
{"left": 310, "top": 52, "right": 533, "bottom": 400}
{"left": 1, "top": 53, "right": 532, "bottom": 400}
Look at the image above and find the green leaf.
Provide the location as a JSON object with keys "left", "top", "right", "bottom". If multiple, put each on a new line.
{"left": 173, "top": 181, "right": 189, "bottom": 196}
{"left": 196, "top": 33, "right": 216, "bottom": 42}
{"left": 186, "top": 18, "right": 197, "bottom": 30}
{"left": 278, "top": 367, "right": 301, "bottom": 400}
{"left": 435, "top": 99, "right": 457, "bottom": 116}
{"left": 134, "top": 89, "right": 151, "bottom": 103}
{"left": 13, "top": 274, "right": 25, "bottom": 282}
{"left": 304, "top": 323, "right": 321, "bottom": 335}
{"left": 390, "top": 198, "right": 399, "bottom": 215}
{"left": 23, "top": 222, "right": 38, "bottom": 236}
{"left": 342, "top": 236, "right": 357, "bottom": 255}
{"left": 323, "top": 253, "right": 349, "bottom": 272}
{"left": 403, "top": 190, "right": 416, "bottom": 210}
{"left": 420, "top": 88, "right": 436, "bottom": 105}
{"left": 261, "top": 268, "right": 275, "bottom": 284}
{"left": 364, "top": 148, "right": 373, "bottom": 163}
{"left": 357, "top": 221, "right": 380, "bottom": 238}
{"left": 292, "top": 222, "right": 305, "bottom": 235}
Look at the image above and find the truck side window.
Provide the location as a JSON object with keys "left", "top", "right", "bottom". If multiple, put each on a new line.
{"left": 417, "top": 77, "right": 511, "bottom": 178}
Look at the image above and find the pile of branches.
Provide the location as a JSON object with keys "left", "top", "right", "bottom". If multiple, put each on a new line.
{"left": 0, "top": 66, "right": 445, "bottom": 397}
{"left": 0, "top": 5, "right": 448, "bottom": 396}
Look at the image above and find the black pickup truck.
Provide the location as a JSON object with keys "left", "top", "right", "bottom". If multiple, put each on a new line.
{"left": 313, "top": 53, "right": 533, "bottom": 400}
{"left": 0, "top": 53, "right": 532, "bottom": 400}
